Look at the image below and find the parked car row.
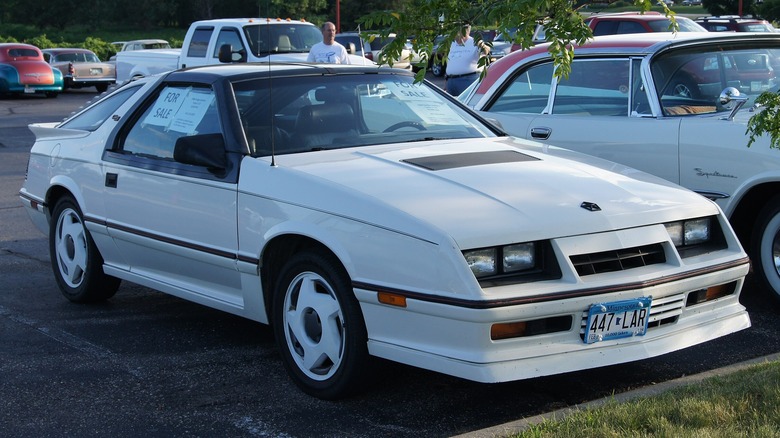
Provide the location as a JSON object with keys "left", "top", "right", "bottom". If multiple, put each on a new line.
{"left": 1, "top": 43, "right": 120, "bottom": 97}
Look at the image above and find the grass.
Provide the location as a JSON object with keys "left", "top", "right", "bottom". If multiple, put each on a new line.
{"left": 507, "top": 360, "right": 780, "bottom": 437}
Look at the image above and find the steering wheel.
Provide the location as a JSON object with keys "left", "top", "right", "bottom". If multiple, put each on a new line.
{"left": 383, "top": 121, "right": 427, "bottom": 132}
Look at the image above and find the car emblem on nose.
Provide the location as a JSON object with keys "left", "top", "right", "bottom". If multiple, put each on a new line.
{"left": 581, "top": 201, "right": 601, "bottom": 212}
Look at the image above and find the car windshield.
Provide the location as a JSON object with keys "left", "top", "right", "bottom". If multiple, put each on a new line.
{"left": 651, "top": 44, "right": 780, "bottom": 115}
{"left": 243, "top": 23, "right": 322, "bottom": 55}
{"left": 232, "top": 73, "right": 496, "bottom": 156}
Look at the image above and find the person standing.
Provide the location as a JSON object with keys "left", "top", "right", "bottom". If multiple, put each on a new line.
{"left": 445, "top": 24, "right": 488, "bottom": 95}
{"left": 307, "top": 22, "right": 351, "bottom": 64}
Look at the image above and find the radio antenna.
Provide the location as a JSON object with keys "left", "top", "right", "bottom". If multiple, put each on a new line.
{"left": 265, "top": 11, "right": 277, "bottom": 167}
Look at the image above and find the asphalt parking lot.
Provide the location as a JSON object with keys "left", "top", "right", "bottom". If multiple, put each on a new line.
{"left": 2, "top": 83, "right": 780, "bottom": 437}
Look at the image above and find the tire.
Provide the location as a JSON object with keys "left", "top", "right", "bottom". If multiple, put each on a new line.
{"left": 95, "top": 84, "right": 109, "bottom": 93}
{"left": 49, "top": 196, "right": 120, "bottom": 303}
{"left": 751, "top": 195, "right": 780, "bottom": 302}
{"left": 45, "top": 92, "right": 58, "bottom": 98}
{"left": 272, "top": 249, "right": 369, "bottom": 399}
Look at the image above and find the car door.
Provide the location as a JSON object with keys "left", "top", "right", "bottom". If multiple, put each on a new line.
{"left": 101, "top": 83, "right": 244, "bottom": 309}
{"left": 478, "top": 58, "right": 681, "bottom": 183}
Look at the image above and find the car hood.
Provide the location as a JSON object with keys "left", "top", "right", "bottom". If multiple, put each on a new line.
{"left": 248, "top": 137, "right": 717, "bottom": 249}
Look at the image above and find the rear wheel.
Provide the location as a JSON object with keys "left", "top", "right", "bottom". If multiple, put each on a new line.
{"left": 751, "top": 195, "right": 780, "bottom": 302}
{"left": 272, "top": 249, "right": 369, "bottom": 399}
{"left": 49, "top": 196, "right": 120, "bottom": 302}
{"left": 96, "top": 84, "right": 109, "bottom": 93}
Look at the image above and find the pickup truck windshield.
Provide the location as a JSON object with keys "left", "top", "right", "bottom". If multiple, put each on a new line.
{"left": 244, "top": 23, "right": 322, "bottom": 55}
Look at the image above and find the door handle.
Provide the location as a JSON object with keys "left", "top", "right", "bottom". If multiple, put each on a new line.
{"left": 530, "top": 127, "right": 551, "bottom": 140}
{"left": 105, "top": 173, "right": 118, "bottom": 188}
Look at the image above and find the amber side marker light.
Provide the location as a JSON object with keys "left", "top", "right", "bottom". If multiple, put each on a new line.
{"left": 491, "top": 316, "right": 572, "bottom": 341}
{"left": 378, "top": 292, "right": 407, "bottom": 307}
{"left": 686, "top": 281, "right": 737, "bottom": 306}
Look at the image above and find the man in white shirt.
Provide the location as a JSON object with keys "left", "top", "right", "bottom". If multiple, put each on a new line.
{"left": 307, "top": 22, "right": 351, "bottom": 64}
{"left": 445, "top": 24, "right": 488, "bottom": 95}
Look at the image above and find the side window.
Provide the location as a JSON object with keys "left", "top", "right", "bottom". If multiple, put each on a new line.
{"left": 616, "top": 21, "right": 647, "bottom": 34}
{"left": 121, "top": 86, "right": 220, "bottom": 159}
{"left": 213, "top": 28, "right": 245, "bottom": 59}
{"left": 486, "top": 62, "right": 554, "bottom": 113}
{"left": 187, "top": 27, "right": 214, "bottom": 58}
{"left": 60, "top": 85, "right": 144, "bottom": 131}
{"left": 552, "top": 59, "right": 630, "bottom": 116}
{"left": 631, "top": 58, "right": 652, "bottom": 116}
{"left": 592, "top": 21, "right": 618, "bottom": 36}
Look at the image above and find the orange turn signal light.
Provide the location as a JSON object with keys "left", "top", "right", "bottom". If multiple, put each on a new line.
{"left": 491, "top": 321, "right": 527, "bottom": 340}
{"left": 378, "top": 292, "right": 407, "bottom": 307}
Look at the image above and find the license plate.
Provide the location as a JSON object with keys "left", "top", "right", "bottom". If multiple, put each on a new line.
{"left": 23, "top": 86, "right": 35, "bottom": 94}
{"left": 584, "top": 297, "right": 652, "bottom": 344}
{"left": 90, "top": 68, "right": 102, "bottom": 75}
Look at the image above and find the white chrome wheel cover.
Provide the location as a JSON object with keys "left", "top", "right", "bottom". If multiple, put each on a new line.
{"left": 55, "top": 207, "right": 87, "bottom": 288}
{"left": 283, "top": 271, "right": 345, "bottom": 381}
{"left": 760, "top": 211, "right": 780, "bottom": 297}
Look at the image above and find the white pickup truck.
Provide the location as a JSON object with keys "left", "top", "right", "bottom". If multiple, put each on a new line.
{"left": 116, "top": 18, "right": 371, "bottom": 82}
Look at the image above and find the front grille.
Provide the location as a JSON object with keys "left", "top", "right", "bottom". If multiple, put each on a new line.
{"left": 579, "top": 292, "right": 684, "bottom": 339}
{"left": 570, "top": 244, "right": 665, "bottom": 277}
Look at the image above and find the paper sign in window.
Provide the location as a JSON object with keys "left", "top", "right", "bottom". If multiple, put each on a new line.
{"left": 383, "top": 80, "right": 462, "bottom": 125}
{"left": 142, "top": 87, "right": 215, "bottom": 134}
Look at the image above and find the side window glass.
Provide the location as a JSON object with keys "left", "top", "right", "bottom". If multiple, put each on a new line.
{"left": 187, "top": 27, "right": 213, "bottom": 58}
{"left": 552, "top": 59, "right": 630, "bottom": 116}
{"left": 121, "top": 86, "right": 220, "bottom": 159}
{"left": 60, "top": 85, "right": 144, "bottom": 131}
{"left": 486, "top": 62, "right": 554, "bottom": 113}
{"left": 592, "top": 22, "right": 618, "bottom": 36}
{"left": 213, "top": 28, "right": 245, "bottom": 59}
{"left": 617, "top": 21, "right": 646, "bottom": 34}
{"left": 631, "top": 58, "right": 652, "bottom": 116}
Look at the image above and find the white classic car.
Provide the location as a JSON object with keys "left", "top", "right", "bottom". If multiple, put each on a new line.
{"left": 19, "top": 63, "right": 750, "bottom": 399}
{"left": 460, "top": 32, "right": 780, "bottom": 303}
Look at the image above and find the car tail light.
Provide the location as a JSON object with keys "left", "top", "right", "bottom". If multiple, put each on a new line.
{"left": 68, "top": 62, "right": 75, "bottom": 76}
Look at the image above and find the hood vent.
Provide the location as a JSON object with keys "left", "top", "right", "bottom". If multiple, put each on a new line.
{"left": 403, "top": 150, "right": 538, "bottom": 171}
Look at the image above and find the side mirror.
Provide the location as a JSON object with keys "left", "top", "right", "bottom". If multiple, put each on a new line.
{"left": 347, "top": 42, "right": 356, "bottom": 54}
{"left": 218, "top": 44, "right": 246, "bottom": 63}
{"left": 174, "top": 133, "right": 228, "bottom": 171}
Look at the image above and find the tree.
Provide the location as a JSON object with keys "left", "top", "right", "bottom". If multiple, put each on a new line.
{"left": 701, "top": 0, "right": 761, "bottom": 16}
{"left": 359, "top": 0, "right": 670, "bottom": 82}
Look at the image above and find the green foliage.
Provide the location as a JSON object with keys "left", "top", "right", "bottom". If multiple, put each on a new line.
{"left": 360, "top": 0, "right": 665, "bottom": 79}
{"left": 748, "top": 92, "right": 780, "bottom": 149}
{"left": 513, "top": 361, "right": 780, "bottom": 437}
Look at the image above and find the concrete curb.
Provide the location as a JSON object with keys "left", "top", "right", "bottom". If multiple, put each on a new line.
{"left": 453, "top": 352, "right": 780, "bottom": 438}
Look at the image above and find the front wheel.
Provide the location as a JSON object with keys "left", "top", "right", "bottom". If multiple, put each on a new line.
{"left": 272, "top": 249, "right": 369, "bottom": 399}
{"left": 751, "top": 195, "right": 780, "bottom": 302}
{"left": 49, "top": 196, "right": 120, "bottom": 302}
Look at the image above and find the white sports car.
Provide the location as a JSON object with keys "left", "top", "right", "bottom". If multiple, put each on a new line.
{"left": 19, "top": 63, "right": 750, "bottom": 399}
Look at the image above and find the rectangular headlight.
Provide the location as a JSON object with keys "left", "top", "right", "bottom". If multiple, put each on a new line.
{"left": 503, "top": 243, "right": 535, "bottom": 273}
{"left": 465, "top": 243, "right": 537, "bottom": 279}
{"left": 664, "top": 217, "right": 711, "bottom": 247}
{"left": 465, "top": 248, "right": 497, "bottom": 277}
{"left": 684, "top": 218, "right": 711, "bottom": 245}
